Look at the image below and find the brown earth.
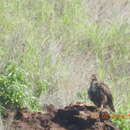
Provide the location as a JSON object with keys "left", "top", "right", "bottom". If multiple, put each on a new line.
{"left": 5, "top": 103, "right": 120, "bottom": 130}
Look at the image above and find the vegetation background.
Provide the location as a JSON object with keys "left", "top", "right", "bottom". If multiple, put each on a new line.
{"left": 0, "top": 0, "right": 130, "bottom": 129}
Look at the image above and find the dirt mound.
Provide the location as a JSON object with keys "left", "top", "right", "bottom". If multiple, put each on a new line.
{"left": 6, "top": 103, "right": 120, "bottom": 130}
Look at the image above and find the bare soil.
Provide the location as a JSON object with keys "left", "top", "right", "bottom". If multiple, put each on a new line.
{"left": 5, "top": 103, "right": 120, "bottom": 130}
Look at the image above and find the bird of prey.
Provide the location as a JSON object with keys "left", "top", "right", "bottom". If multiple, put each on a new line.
{"left": 88, "top": 74, "right": 115, "bottom": 112}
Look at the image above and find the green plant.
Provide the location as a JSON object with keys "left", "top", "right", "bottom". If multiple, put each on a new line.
{"left": 112, "top": 109, "right": 130, "bottom": 130}
{"left": 113, "top": 117, "right": 130, "bottom": 130}
{"left": 0, "top": 62, "right": 40, "bottom": 112}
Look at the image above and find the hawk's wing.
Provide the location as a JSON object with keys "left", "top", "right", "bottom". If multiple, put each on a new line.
{"left": 99, "top": 82, "right": 113, "bottom": 99}
{"left": 99, "top": 82, "right": 115, "bottom": 112}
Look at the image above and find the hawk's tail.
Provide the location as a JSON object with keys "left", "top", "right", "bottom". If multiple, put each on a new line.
{"left": 110, "top": 104, "right": 115, "bottom": 112}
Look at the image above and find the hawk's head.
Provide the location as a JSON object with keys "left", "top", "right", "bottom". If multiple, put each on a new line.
{"left": 91, "top": 74, "right": 97, "bottom": 81}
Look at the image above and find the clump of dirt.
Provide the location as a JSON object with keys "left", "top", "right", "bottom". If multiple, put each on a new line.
{"left": 5, "top": 103, "right": 120, "bottom": 130}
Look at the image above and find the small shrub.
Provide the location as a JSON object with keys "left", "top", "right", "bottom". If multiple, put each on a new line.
{"left": 0, "top": 62, "right": 40, "bottom": 112}
{"left": 112, "top": 106, "right": 130, "bottom": 130}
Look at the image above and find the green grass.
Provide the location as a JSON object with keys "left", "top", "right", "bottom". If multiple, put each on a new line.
{"left": 0, "top": 0, "right": 130, "bottom": 129}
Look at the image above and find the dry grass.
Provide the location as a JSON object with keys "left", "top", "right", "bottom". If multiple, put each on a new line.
{"left": 0, "top": 0, "right": 130, "bottom": 129}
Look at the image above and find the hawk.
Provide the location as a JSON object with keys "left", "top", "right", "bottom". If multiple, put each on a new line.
{"left": 88, "top": 74, "right": 115, "bottom": 112}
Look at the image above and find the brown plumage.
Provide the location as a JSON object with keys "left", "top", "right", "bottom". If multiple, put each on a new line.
{"left": 88, "top": 74, "right": 115, "bottom": 112}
